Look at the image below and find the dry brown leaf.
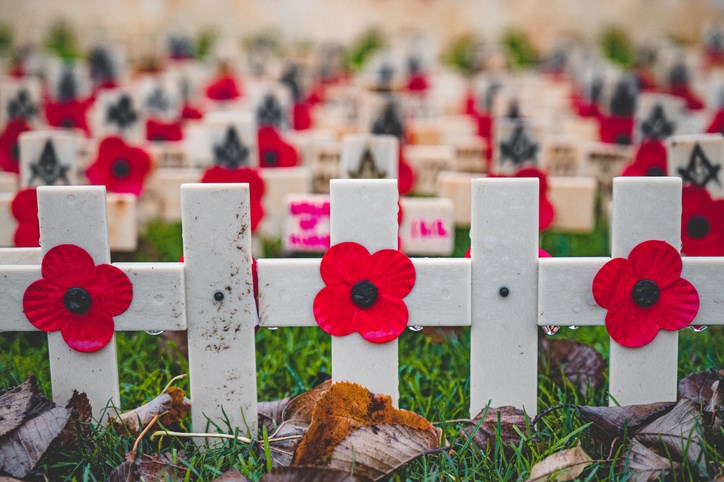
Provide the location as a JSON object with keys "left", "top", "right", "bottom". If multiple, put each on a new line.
{"left": 266, "top": 422, "right": 308, "bottom": 467}
{"left": 282, "top": 379, "right": 333, "bottom": 426}
{"left": 51, "top": 390, "right": 93, "bottom": 452}
{"left": 261, "top": 466, "right": 362, "bottom": 481}
{"left": 258, "top": 397, "right": 291, "bottom": 433}
{"left": 0, "top": 378, "right": 39, "bottom": 438}
{"left": 621, "top": 439, "right": 679, "bottom": 482}
{"left": 576, "top": 402, "right": 676, "bottom": 442}
{"left": 107, "top": 452, "right": 190, "bottom": 482}
{"left": 113, "top": 387, "right": 190, "bottom": 435}
{"left": 210, "top": 468, "right": 250, "bottom": 481}
{"left": 0, "top": 406, "right": 70, "bottom": 478}
{"left": 678, "top": 368, "right": 723, "bottom": 412}
{"left": 462, "top": 406, "right": 527, "bottom": 454}
{"left": 539, "top": 338, "right": 605, "bottom": 395}
{"left": 635, "top": 399, "right": 704, "bottom": 469}
{"left": 292, "top": 382, "right": 441, "bottom": 481}
{"left": 527, "top": 445, "right": 593, "bottom": 481}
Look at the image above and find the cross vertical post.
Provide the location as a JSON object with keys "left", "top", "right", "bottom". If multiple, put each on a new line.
{"left": 181, "top": 183, "right": 258, "bottom": 436}
{"left": 469, "top": 178, "right": 540, "bottom": 417}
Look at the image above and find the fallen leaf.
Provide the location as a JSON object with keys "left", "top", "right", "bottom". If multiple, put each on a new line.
{"left": 112, "top": 387, "right": 191, "bottom": 435}
{"left": 539, "top": 338, "right": 605, "bottom": 395}
{"left": 462, "top": 406, "right": 527, "bottom": 454}
{"left": 635, "top": 400, "right": 704, "bottom": 469}
{"left": 210, "top": 468, "right": 250, "bottom": 481}
{"left": 261, "top": 466, "right": 362, "bottom": 481}
{"left": 266, "top": 422, "right": 308, "bottom": 467}
{"left": 107, "top": 452, "right": 190, "bottom": 482}
{"left": 678, "top": 368, "right": 723, "bottom": 412}
{"left": 292, "top": 382, "right": 441, "bottom": 481}
{"left": 620, "top": 439, "right": 679, "bottom": 482}
{"left": 0, "top": 378, "right": 37, "bottom": 438}
{"left": 51, "top": 390, "right": 93, "bottom": 452}
{"left": 0, "top": 406, "right": 70, "bottom": 478}
{"left": 576, "top": 402, "right": 676, "bottom": 442}
{"left": 527, "top": 445, "right": 593, "bottom": 481}
{"left": 282, "top": 379, "right": 332, "bottom": 426}
{"left": 258, "top": 397, "right": 290, "bottom": 433}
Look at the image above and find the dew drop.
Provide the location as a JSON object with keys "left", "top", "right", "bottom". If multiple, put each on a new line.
{"left": 688, "top": 325, "right": 708, "bottom": 333}
{"left": 568, "top": 325, "right": 579, "bottom": 330}
{"left": 266, "top": 326, "right": 278, "bottom": 331}
{"left": 408, "top": 326, "right": 423, "bottom": 332}
{"left": 146, "top": 330, "right": 164, "bottom": 336}
{"left": 542, "top": 325, "right": 560, "bottom": 335}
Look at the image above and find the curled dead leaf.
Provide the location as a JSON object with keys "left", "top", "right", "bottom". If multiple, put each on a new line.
{"left": 0, "top": 377, "right": 53, "bottom": 438}
{"left": 539, "top": 338, "right": 605, "bottom": 395}
{"left": 527, "top": 444, "right": 593, "bottom": 481}
{"left": 258, "top": 397, "right": 291, "bottom": 433}
{"left": 112, "top": 387, "right": 190, "bottom": 435}
{"left": 292, "top": 382, "right": 441, "bottom": 481}
{"left": 282, "top": 379, "right": 332, "bottom": 427}
{"left": 678, "top": 368, "right": 723, "bottom": 412}
{"left": 462, "top": 406, "right": 528, "bottom": 454}
{"left": 634, "top": 399, "right": 704, "bottom": 470}
{"left": 576, "top": 402, "right": 676, "bottom": 442}
{"left": 620, "top": 439, "right": 679, "bottom": 482}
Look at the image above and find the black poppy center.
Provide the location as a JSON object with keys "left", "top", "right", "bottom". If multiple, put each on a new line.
{"left": 631, "top": 279, "right": 660, "bottom": 308}
{"left": 152, "top": 134, "right": 167, "bottom": 142}
{"left": 11, "top": 142, "right": 19, "bottom": 163}
{"left": 61, "top": 118, "right": 75, "bottom": 128}
{"left": 351, "top": 280, "right": 378, "bottom": 309}
{"left": 687, "top": 216, "right": 710, "bottom": 239}
{"left": 63, "top": 287, "right": 92, "bottom": 314}
{"left": 615, "top": 133, "right": 631, "bottom": 146}
{"left": 112, "top": 158, "right": 131, "bottom": 179}
{"left": 263, "top": 150, "right": 278, "bottom": 166}
{"left": 646, "top": 166, "right": 665, "bottom": 176}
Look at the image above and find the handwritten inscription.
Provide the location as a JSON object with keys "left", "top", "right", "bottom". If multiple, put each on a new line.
{"left": 285, "top": 197, "right": 331, "bottom": 252}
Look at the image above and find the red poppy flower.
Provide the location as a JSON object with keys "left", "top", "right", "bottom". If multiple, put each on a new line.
{"left": 681, "top": 186, "right": 724, "bottom": 256}
{"left": 571, "top": 91, "right": 601, "bottom": 118}
{"left": 621, "top": 140, "right": 667, "bottom": 177}
{"left": 257, "top": 127, "right": 299, "bottom": 168}
{"left": 146, "top": 119, "right": 184, "bottom": 142}
{"left": 201, "top": 166, "right": 265, "bottom": 232}
{"left": 407, "top": 74, "right": 429, "bottom": 92}
{"left": 463, "top": 89, "right": 477, "bottom": 116}
{"left": 397, "top": 147, "right": 415, "bottom": 195}
{"left": 205, "top": 75, "right": 242, "bottom": 101}
{"left": 592, "top": 240, "right": 699, "bottom": 348}
{"left": 292, "top": 102, "right": 312, "bottom": 130}
{"left": 313, "top": 242, "right": 416, "bottom": 344}
{"left": 0, "top": 119, "right": 30, "bottom": 173}
{"left": 86, "top": 136, "right": 152, "bottom": 196}
{"left": 23, "top": 244, "right": 133, "bottom": 352}
{"left": 44, "top": 97, "right": 93, "bottom": 136}
{"left": 705, "top": 110, "right": 724, "bottom": 135}
{"left": 11, "top": 188, "right": 39, "bottom": 247}
{"left": 181, "top": 103, "right": 204, "bottom": 120}
{"left": 489, "top": 168, "right": 554, "bottom": 231}
{"left": 598, "top": 115, "right": 634, "bottom": 145}
{"left": 669, "top": 83, "right": 704, "bottom": 111}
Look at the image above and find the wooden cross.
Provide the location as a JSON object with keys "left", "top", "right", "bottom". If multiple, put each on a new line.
{"left": 257, "top": 179, "right": 470, "bottom": 403}
{"left": 0, "top": 186, "right": 186, "bottom": 419}
{"left": 667, "top": 133, "right": 723, "bottom": 198}
{"left": 538, "top": 177, "right": 724, "bottom": 405}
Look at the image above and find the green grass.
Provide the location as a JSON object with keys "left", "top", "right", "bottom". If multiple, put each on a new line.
{"left": 1, "top": 219, "right": 722, "bottom": 481}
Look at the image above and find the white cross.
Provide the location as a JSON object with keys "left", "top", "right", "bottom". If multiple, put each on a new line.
{"left": 257, "top": 179, "right": 470, "bottom": 403}
{"left": 469, "top": 178, "right": 540, "bottom": 416}
{"left": 538, "top": 177, "right": 724, "bottom": 405}
{"left": 0, "top": 186, "right": 186, "bottom": 420}
{"left": 180, "top": 183, "right": 259, "bottom": 436}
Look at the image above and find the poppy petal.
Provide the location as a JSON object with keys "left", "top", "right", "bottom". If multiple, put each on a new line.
{"left": 319, "top": 242, "right": 371, "bottom": 286}
{"left": 22, "top": 278, "right": 67, "bottom": 332}
{"left": 648, "top": 279, "right": 700, "bottom": 331}
{"left": 11, "top": 188, "right": 38, "bottom": 222}
{"left": 592, "top": 257, "right": 627, "bottom": 308}
{"left": 628, "top": 240, "right": 682, "bottom": 287}
{"left": 91, "top": 264, "right": 133, "bottom": 316}
{"left": 356, "top": 295, "right": 409, "bottom": 344}
{"left": 313, "top": 285, "right": 357, "bottom": 337}
{"left": 367, "top": 249, "right": 415, "bottom": 298}
{"left": 605, "top": 304, "right": 660, "bottom": 348}
{"left": 60, "top": 314, "right": 115, "bottom": 353}
{"left": 41, "top": 244, "right": 96, "bottom": 288}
